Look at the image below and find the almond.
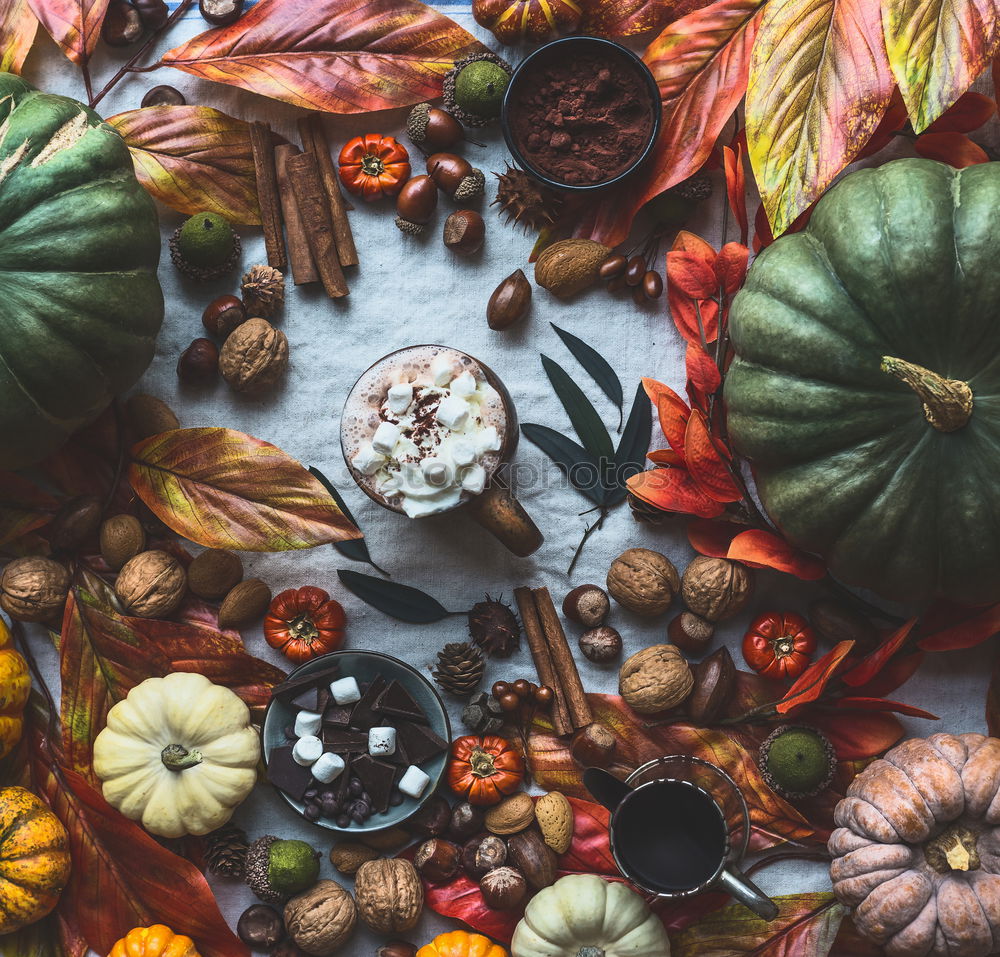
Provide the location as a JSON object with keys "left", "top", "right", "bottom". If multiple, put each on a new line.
{"left": 485, "top": 792, "right": 534, "bottom": 835}
{"left": 218, "top": 578, "right": 271, "bottom": 629}
{"left": 535, "top": 791, "right": 574, "bottom": 855}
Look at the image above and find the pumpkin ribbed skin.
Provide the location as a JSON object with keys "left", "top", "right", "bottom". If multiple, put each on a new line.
{"left": 0, "top": 74, "right": 162, "bottom": 469}
{"left": 725, "top": 159, "right": 1000, "bottom": 604}
{"left": 0, "top": 618, "right": 29, "bottom": 759}
{"left": 108, "top": 924, "right": 201, "bottom": 957}
{"left": 0, "top": 786, "right": 71, "bottom": 934}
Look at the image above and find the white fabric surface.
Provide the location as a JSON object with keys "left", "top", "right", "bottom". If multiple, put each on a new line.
{"left": 17, "top": 5, "right": 995, "bottom": 952}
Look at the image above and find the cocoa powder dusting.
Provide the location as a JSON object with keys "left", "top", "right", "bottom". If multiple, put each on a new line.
{"left": 509, "top": 52, "right": 655, "bottom": 186}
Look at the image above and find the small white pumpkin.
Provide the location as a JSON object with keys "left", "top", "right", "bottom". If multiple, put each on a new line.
{"left": 511, "top": 874, "right": 670, "bottom": 957}
{"left": 93, "top": 672, "right": 260, "bottom": 838}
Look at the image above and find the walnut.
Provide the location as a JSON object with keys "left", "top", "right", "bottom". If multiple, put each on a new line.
{"left": 0, "top": 556, "right": 69, "bottom": 623}
{"left": 681, "top": 556, "right": 752, "bottom": 621}
{"left": 354, "top": 858, "right": 423, "bottom": 934}
{"left": 220, "top": 317, "right": 288, "bottom": 393}
{"left": 242, "top": 264, "right": 285, "bottom": 317}
{"left": 283, "top": 880, "right": 356, "bottom": 956}
{"left": 114, "top": 550, "right": 187, "bottom": 618}
{"left": 607, "top": 548, "right": 679, "bottom": 617}
{"left": 619, "top": 644, "right": 693, "bottom": 714}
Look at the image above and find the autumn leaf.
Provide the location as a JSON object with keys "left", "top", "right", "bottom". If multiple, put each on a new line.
{"left": 686, "top": 342, "right": 722, "bottom": 396}
{"left": 27, "top": 0, "right": 107, "bottom": 67}
{"left": 627, "top": 466, "right": 727, "bottom": 518}
{"left": 776, "top": 640, "right": 855, "bottom": 715}
{"left": 883, "top": 0, "right": 1000, "bottom": 133}
{"left": 809, "top": 708, "right": 904, "bottom": 760}
{"left": 642, "top": 378, "right": 691, "bottom": 452}
{"left": 160, "top": 0, "right": 488, "bottom": 113}
{"left": 747, "top": 0, "right": 895, "bottom": 235}
{"left": 913, "top": 130, "right": 989, "bottom": 166}
{"left": 128, "top": 428, "right": 360, "bottom": 551}
{"left": 0, "top": 0, "right": 37, "bottom": 74}
{"left": 684, "top": 410, "right": 740, "bottom": 501}
{"left": 918, "top": 600, "right": 1000, "bottom": 651}
{"left": 836, "top": 696, "right": 938, "bottom": 719}
{"left": 0, "top": 471, "right": 58, "bottom": 546}
{"left": 924, "top": 90, "right": 996, "bottom": 131}
{"left": 581, "top": 0, "right": 716, "bottom": 38}
{"left": 107, "top": 107, "right": 262, "bottom": 226}
{"left": 723, "top": 140, "right": 749, "bottom": 244}
{"left": 688, "top": 517, "right": 744, "bottom": 556}
{"left": 847, "top": 650, "right": 924, "bottom": 698}
{"left": 667, "top": 250, "right": 720, "bottom": 299}
{"left": 726, "top": 528, "right": 826, "bottom": 580}
{"left": 841, "top": 617, "right": 916, "bottom": 688}
{"left": 714, "top": 241, "right": 750, "bottom": 295}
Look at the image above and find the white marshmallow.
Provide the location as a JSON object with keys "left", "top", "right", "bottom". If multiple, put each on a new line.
{"left": 387, "top": 382, "right": 414, "bottom": 414}
{"left": 329, "top": 676, "right": 361, "bottom": 705}
{"left": 436, "top": 395, "right": 470, "bottom": 431}
{"left": 292, "top": 735, "right": 323, "bottom": 766}
{"left": 475, "top": 425, "right": 501, "bottom": 456}
{"left": 461, "top": 464, "right": 487, "bottom": 496}
{"left": 451, "top": 370, "right": 477, "bottom": 396}
{"left": 450, "top": 439, "right": 477, "bottom": 466}
{"left": 372, "top": 421, "right": 401, "bottom": 455}
{"left": 421, "top": 457, "right": 451, "bottom": 487}
{"left": 351, "top": 443, "right": 386, "bottom": 476}
{"left": 398, "top": 765, "right": 431, "bottom": 799}
{"left": 368, "top": 726, "right": 397, "bottom": 757}
{"left": 294, "top": 710, "right": 322, "bottom": 737}
{"left": 311, "top": 752, "right": 346, "bottom": 784}
{"left": 430, "top": 354, "right": 455, "bottom": 387}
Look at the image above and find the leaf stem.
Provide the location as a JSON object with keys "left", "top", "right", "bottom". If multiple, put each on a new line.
{"left": 568, "top": 508, "right": 607, "bottom": 576}
{"left": 82, "top": 63, "right": 94, "bottom": 105}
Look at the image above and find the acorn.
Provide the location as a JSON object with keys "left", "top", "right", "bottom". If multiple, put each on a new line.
{"left": 758, "top": 726, "right": 837, "bottom": 801}
{"left": 394, "top": 174, "right": 438, "bottom": 236}
{"left": 427, "top": 152, "right": 485, "bottom": 202}
{"left": 244, "top": 836, "right": 321, "bottom": 905}
{"left": 406, "top": 103, "right": 467, "bottom": 152}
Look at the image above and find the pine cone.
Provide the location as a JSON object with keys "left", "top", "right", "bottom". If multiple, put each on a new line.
{"left": 433, "top": 641, "right": 485, "bottom": 698}
{"left": 627, "top": 491, "right": 670, "bottom": 526}
{"left": 492, "top": 164, "right": 562, "bottom": 232}
{"left": 203, "top": 823, "right": 249, "bottom": 879}
{"left": 668, "top": 172, "right": 713, "bottom": 204}
{"left": 468, "top": 595, "right": 520, "bottom": 658}
{"left": 241, "top": 264, "right": 285, "bottom": 318}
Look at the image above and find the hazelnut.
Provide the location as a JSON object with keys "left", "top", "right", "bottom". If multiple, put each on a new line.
{"left": 426, "top": 152, "right": 485, "bottom": 200}
{"left": 413, "top": 838, "right": 461, "bottom": 882}
{"left": 408, "top": 794, "right": 451, "bottom": 837}
{"left": 687, "top": 646, "right": 736, "bottom": 724}
{"left": 570, "top": 723, "right": 616, "bottom": 768}
{"left": 99, "top": 514, "right": 146, "bottom": 571}
{"left": 220, "top": 318, "right": 289, "bottom": 393}
{"left": 563, "top": 584, "right": 610, "bottom": 628}
{"left": 102, "top": 0, "right": 143, "bottom": 46}
{"left": 443, "top": 210, "right": 485, "bottom": 255}
{"left": 177, "top": 337, "right": 219, "bottom": 384}
{"left": 141, "top": 85, "right": 185, "bottom": 107}
{"left": 668, "top": 611, "right": 714, "bottom": 655}
{"left": 237, "top": 904, "right": 284, "bottom": 949}
{"left": 202, "top": 294, "right": 248, "bottom": 338}
{"left": 0, "top": 557, "right": 70, "bottom": 623}
{"left": 681, "top": 556, "right": 753, "bottom": 621}
{"left": 507, "top": 829, "right": 557, "bottom": 890}
{"left": 619, "top": 644, "right": 693, "bottom": 715}
{"left": 329, "top": 841, "right": 379, "bottom": 875}
{"left": 187, "top": 548, "right": 243, "bottom": 600}
{"left": 377, "top": 943, "right": 418, "bottom": 957}
{"left": 199, "top": 0, "right": 244, "bottom": 25}
{"left": 607, "top": 548, "right": 680, "bottom": 617}
{"left": 49, "top": 495, "right": 101, "bottom": 552}
{"left": 394, "top": 175, "right": 438, "bottom": 236}
{"left": 448, "top": 801, "right": 485, "bottom": 842}
{"left": 487, "top": 269, "right": 531, "bottom": 330}
{"left": 480, "top": 866, "right": 528, "bottom": 911}
{"left": 407, "top": 103, "right": 466, "bottom": 151}
{"left": 218, "top": 578, "right": 272, "bottom": 629}
{"left": 115, "top": 550, "right": 187, "bottom": 619}
{"left": 283, "top": 880, "right": 357, "bottom": 956}
{"left": 578, "top": 626, "right": 622, "bottom": 663}
{"left": 125, "top": 394, "right": 179, "bottom": 439}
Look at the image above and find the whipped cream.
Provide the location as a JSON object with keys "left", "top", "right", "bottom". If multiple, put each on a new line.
{"left": 350, "top": 357, "right": 502, "bottom": 518}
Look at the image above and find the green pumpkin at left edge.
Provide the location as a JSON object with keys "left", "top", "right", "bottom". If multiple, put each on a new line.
{"left": 0, "top": 73, "right": 162, "bottom": 469}
{"left": 725, "top": 158, "right": 1000, "bottom": 605}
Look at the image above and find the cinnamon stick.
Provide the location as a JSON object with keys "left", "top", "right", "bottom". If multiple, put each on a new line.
{"left": 514, "top": 587, "right": 573, "bottom": 737}
{"left": 298, "top": 114, "right": 359, "bottom": 268}
{"left": 532, "top": 587, "right": 593, "bottom": 730}
{"left": 275, "top": 145, "right": 319, "bottom": 286}
{"left": 248, "top": 121, "right": 287, "bottom": 270}
{"left": 286, "top": 150, "right": 348, "bottom": 299}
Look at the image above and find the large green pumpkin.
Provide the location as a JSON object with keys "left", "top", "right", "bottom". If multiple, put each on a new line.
{"left": 725, "top": 158, "right": 1000, "bottom": 605}
{"left": 0, "top": 74, "right": 162, "bottom": 469}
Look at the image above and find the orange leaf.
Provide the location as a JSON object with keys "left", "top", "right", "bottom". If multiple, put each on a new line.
{"left": 582, "top": 0, "right": 717, "bottom": 38}
{"left": 642, "top": 378, "right": 690, "bottom": 452}
{"left": 809, "top": 709, "right": 904, "bottom": 760}
{"left": 715, "top": 241, "right": 749, "bottom": 295}
{"left": 27, "top": 0, "right": 106, "bottom": 66}
{"left": 627, "top": 467, "right": 727, "bottom": 518}
{"left": 684, "top": 410, "right": 740, "bottom": 501}
{"left": 914, "top": 130, "right": 989, "bottom": 167}
{"left": 666, "top": 249, "right": 719, "bottom": 299}
{"left": 668, "top": 286, "right": 720, "bottom": 344}
{"left": 841, "top": 617, "right": 917, "bottom": 688}
{"left": 648, "top": 448, "right": 685, "bottom": 465}
{"left": 836, "top": 697, "right": 938, "bottom": 720}
{"left": 672, "top": 228, "right": 720, "bottom": 262}
{"left": 128, "top": 428, "right": 360, "bottom": 551}
{"left": 688, "top": 517, "right": 744, "bottom": 556}
{"left": 776, "top": 640, "right": 854, "bottom": 715}
{"left": 161, "top": 0, "right": 488, "bottom": 113}
{"left": 0, "top": 0, "right": 37, "bottom": 74}
{"left": 925, "top": 90, "right": 996, "bottom": 132}
{"left": 847, "top": 650, "right": 924, "bottom": 698}
{"left": 726, "top": 528, "right": 826, "bottom": 579}
{"left": 722, "top": 140, "right": 749, "bottom": 244}
{"left": 918, "top": 600, "right": 1000, "bottom": 651}
{"left": 685, "top": 342, "right": 722, "bottom": 397}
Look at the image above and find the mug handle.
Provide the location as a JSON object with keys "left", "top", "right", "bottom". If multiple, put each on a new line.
{"left": 716, "top": 865, "right": 779, "bottom": 920}
{"left": 465, "top": 482, "right": 543, "bottom": 557}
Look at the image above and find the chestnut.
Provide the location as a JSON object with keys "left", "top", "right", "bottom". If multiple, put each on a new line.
{"left": 408, "top": 794, "right": 451, "bottom": 837}
{"left": 395, "top": 174, "right": 438, "bottom": 236}
{"left": 176, "top": 337, "right": 219, "bottom": 384}
{"left": 480, "top": 866, "right": 528, "bottom": 911}
{"left": 570, "top": 723, "right": 616, "bottom": 769}
{"left": 413, "top": 838, "right": 461, "bottom": 883}
{"left": 474, "top": 834, "right": 507, "bottom": 874}
{"left": 668, "top": 611, "right": 715, "bottom": 655}
{"left": 443, "top": 209, "right": 485, "bottom": 255}
{"left": 102, "top": 0, "right": 143, "bottom": 46}
{"left": 141, "top": 85, "right": 185, "bottom": 108}
{"left": 202, "top": 294, "right": 247, "bottom": 338}
{"left": 199, "top": 0, "right": 244, "bottom": 25}
{"left": 563, "top": 584, "right": 610, "bottom": 628}
{"left": 579, "top": 625, "right": 623, "bottom": 663}
{"left": 237, "top": 904, "right": 284, "bottom": 949}
{"left": 449, "top": 801, "right": 485, "bottom": 841}
{"left": 133, "top": 0, "right": 168, "bottom": 29}
{"left": 376, "top": 943, "right": 418, "bottom": 957}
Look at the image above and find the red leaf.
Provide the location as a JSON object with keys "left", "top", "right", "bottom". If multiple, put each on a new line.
{"left": 642, "top": 378, "right": 691, "bottom": 453}
{"left": 684, "top": 410, "right": 741, "bottom": 502}
{"left": 715, "top": 242, "right": 750, "bottom": 295}
{"left": 808, "top": 709, "right": 904, "bottom": 760}
{"left": 726, "top": 528, "right": 826, "bottom": 579}
{"left": 667, "top": 249, "right": 719, "bottom": 299}
{"left": 421, "top": 874, "right": 520, "bottom": 943}
{"left": 27, "top": 0, "right": 107, "bottom": 66}
{"left": 0, "top": 471, "right": 59, "bottom": 547}
{"left": 776, "top": 641, "right": 854, "bottom": 715}
{"left": 723, "top": 139, "right": 749, "bottom": 245}
{"left": 925, "top": 90, "right": 996, "bottom": 133}
{"left": 685, "top": 342, "right": 723, "bottom": 398}
{"left": 848, "top": 651, "right": 924, "bottom": 698}
{"left": 581, "top": 0, "right": 717, "bottom": 39}
{"left": 673, "top": 229, "right": 720, "bottom": 262}
{"left": 668, "top": 287, "right": 720, "bottom": 344}
{"left": 914, "top": 131, "right": 989, "bottom": 168}
{"left": 836, "top": 697, "right": 938, "bottom": 720}
{"left": 688, "top": 518, "right": 744, "bottom": 557}
{"left": 918, "top": 601, "right": 1000, "bottom": 651}
{"left": 627, "top": 467, "right": 727, "bottom": 518}
{"left": 841, "top": 617, "right": 917, "bottom": 688}
{"left": 648, "top": 448, "right": 685, "bottom": 466}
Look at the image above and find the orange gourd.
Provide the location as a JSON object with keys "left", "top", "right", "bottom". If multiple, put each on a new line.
{"left": 447, "top": 735, "right": 524, "bottom": 807}
{"left": 108, "top": 924, "right": 201, "bottom": 957}
{"left": 0, "top": 786, "right": 71, "bottom": 934}
{"left": 0, "top": 617, "right": 29, "bottom": 759}
{"left": 418, "top": 930, "right": 508, "bottom": 957}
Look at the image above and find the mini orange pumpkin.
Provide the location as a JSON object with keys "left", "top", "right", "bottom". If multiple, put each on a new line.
{"left": 0, "top": 617, "right": 30, "bottom": 759}
{"left": 0, "top": 786, "right": 71, "bottom": 934}
{"left": 472, "top": 0, "right": 582, "bottom": 43}
{"left": 447, "top": 735, "right": 524, "bottom": 807}
{"left": 108, "top": 924, "right": 201, "bottom": 957}
{"left": 417, "top": 929, "right": 508, "bottom": 957}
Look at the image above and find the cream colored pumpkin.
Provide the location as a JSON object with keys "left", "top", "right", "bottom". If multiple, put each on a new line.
{"left": 93, "top": 672, "right": 259, "bottom": 838}
{"left": 511, "top": 874, "right": 670, "bottom": 957}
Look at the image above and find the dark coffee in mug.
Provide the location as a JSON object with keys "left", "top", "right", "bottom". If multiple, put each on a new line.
{"left": 613, "top": 780, "right": 728, "bottom": 893}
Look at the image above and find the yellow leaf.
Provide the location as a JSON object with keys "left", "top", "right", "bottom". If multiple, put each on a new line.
{"left": 0, "top": 0, "right": 37, "bottom": 74}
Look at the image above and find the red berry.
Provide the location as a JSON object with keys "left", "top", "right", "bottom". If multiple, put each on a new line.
{"left": 512, "top": 679, "right": 532, "bottom": 699}
{"left": 498, "top": 692, "right": 520, "bottom": 713}
{"left": 492, "top": 681, "right": 510, "bottom": 699}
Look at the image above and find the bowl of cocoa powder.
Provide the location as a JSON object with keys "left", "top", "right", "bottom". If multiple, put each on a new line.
{"left": 501, "top": 37, "right": 661, "bottom": 191}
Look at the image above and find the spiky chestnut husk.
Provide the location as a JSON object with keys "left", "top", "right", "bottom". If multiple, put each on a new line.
{"left": 169, "top": 226, "right": 241, "bottom": 281}
{"left": 758, "top": 725, "right": 836, "bottom": 801}
{"left": 492, "top": 165, "right": 562, "bottom": 232}
{"left": 443, "top": 52, "right": 513, "bottom": 128}
{"left": 468, "top": 595, "right": 521, "bottom": 658}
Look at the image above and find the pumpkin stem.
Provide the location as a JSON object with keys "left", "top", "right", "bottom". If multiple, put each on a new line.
{"left": 469, "top": 747, "right": 498, "bottom": 778}
{"left": 577, "top": 949, "right": 606, "bottom": 957}
{"left": 881, "top": 356, "right": 973, "bottom": 432}
{"left": 161, "top": 744, "right": 203, "bottom": 771}
{"left": 926, "top": 824, "right": 980, "bottom": 872}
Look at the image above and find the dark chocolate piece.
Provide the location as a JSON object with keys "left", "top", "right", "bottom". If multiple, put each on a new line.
{"left": 350, "top": 675, "right": 387, "bottom": 730}
{"left": 322, "top": 728, "right": 369, "bottom": 753}
{"left": 289, "top": 689, "right": 317, "bottom": 712}
{"left": 336, "top": 753, "right": 353, "bottom": 803}
{"left": 352, "top": 754, "right": 396, "bottom": 813}
{"left": 267, "top": 746, "right": 313, "bottom": 801}
{"left": 376, "top": 680, "right": 427, "bottom": 723}
{"left": 397, "top": 721, "right": 448, "bottom": 765}
{"left": 315, "top": 687, "right": 331, "bottom": 713}
{"left": 271, "top": 663, "right": 340, "bottom": 700}
{"left": 323, "top": 703, "right": 353, "bottom": 727}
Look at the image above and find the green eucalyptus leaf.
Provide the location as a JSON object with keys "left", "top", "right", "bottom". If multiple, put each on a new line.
{"left": 551, "top": 323, "right": 624, "bottom": 427}
{"left": 337, "top": 569, "right": 450, "bottom": 623}
{"left": 309, "top": 466, "right": 386, "bottom": 575}
{"left": 541, "top": 354, "right": 615, "bottom": 464}
{"left": 606, "top": 383, "right": 653, "bottom": 506}
{"left": 521, "top": 423, "right": 605, "bottom": 506}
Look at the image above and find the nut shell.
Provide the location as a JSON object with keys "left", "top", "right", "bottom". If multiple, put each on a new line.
{"left": 100, "top": 514, "right": 147, "bottom": 570}
{"left": 619, "top": 643, "right": 693, "bottom": 715}
{"left": 0, "top": 556, "right": 70, "bottom": 622}
{"left": 667, "top": 611, "right": 714, "bottom": 655}
{"left": 283, "top": 880, "right": 356, "bottom": 957}
{"left": 202, "top": 294, "right": 248, "bottom": 338}
{"left": 687, "top": 646, "right": 736, "bottom": 724}
{"left": 329, "top": 841, "right": 379, "bottom": 875}
{"left": 443, "top": 209, "right": 485, "bottom": 255}
{"left": 487, "top": 269, "right": 531, "bottom": 330}
{"left": 125, "top": 393, "right": 179, "bottom": 440}
{"left": 354, "top": 858, "right": 423, "bottom": 934}
{"left": 681, "top": 556, "right": 752, "bottom": 621}
{"left": 413, "top": 839, "right": 461, "bottom": 883}
{"left": 220, "top": 317, "right": 289, "bottom": 393}
{"left": 218, "top": 578, "right": 272, "bottom": 629}
{"left": 479, "top": 866, "right": 528, "bottom": 910}
{"left": 506, "top": 829, "right": 557, "bottom": 890}
{"left": 187, "top": 548, "right": 243, "bottom": 600}
{"left": 578, "top": 626, "right": 622, "bottom": 663}
{"left": 534, "top": 239, "right": 611, "bottom": 299}
{"left": 563, "top": 584, "right": 610, "bottom": 628}
{"left": 607, "top": 548, "right": 679, "bottom": 617}
{"left": 115, "top": 550, "right": 187, "bottom": 619}
{"left": 535, "top": 791, "right": 573, "bottom": 854}
{"left": 570, "top": 723, "right": 616, "bottom": 768}
{"left": 485, "top": 792, "right": 534, "bottom": 835}
{"left": 395, "top": 174, "right": 438, "bottom": 228}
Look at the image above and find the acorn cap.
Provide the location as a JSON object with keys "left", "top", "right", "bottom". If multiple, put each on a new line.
{"left": 453, "top": 168, "right": 486, "bottom": 201}
{"left": 245, "top": 835, "right": 320, "bottom": 904}
{"left": 758, "top": 725, "right": 836, "bottom": 801}
{"left": 443, "top": 52, "right": 513, "bottom": 127}
{"left": 394, "top": 216, "right": 428, "bottom": 236}
{"left": 406, "top": 102, "right": 432, "bottom": 144}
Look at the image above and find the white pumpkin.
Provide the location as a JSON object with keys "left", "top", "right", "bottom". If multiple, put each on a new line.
{"left": 511, "top": 874, "right": 671, "bottom": 957}
{"left": 93, "top": 672, "right": 260, "bottom": 838}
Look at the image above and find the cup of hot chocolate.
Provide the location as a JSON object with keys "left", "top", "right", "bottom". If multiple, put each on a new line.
{"left": 341, "top": 345, "right": 543, "bottom": 557}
